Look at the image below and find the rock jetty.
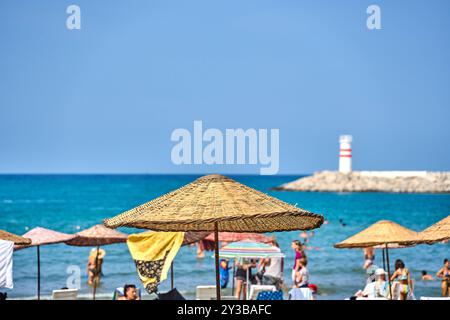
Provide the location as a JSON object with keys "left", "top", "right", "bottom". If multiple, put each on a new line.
{"left": 275, "top": 171, "right": 450, "bottom": 193}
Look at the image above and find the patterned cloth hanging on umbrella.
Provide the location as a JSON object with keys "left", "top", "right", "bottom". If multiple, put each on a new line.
{"left": 127, "top": 232, "right": 184, "bottom": 294}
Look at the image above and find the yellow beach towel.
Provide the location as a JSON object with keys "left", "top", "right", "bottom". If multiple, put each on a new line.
{"left": 127, "top": 232, "right": 184, "bottom": 294}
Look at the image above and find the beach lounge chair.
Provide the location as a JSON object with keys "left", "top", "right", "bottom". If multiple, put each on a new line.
{"left": 196, "top": 285, "right": 217, "bottom": 300}
{"left": 52, "top": 288, "right": 78, "bottom": 300}
{"left": 112, "top": 287, "right": 142, "bottom": 300}
{"left": 248, "top": 285, "right": 276, "bottom": 300}
{"left": 221, "top": 295, "right": 238, "bottom": 300}
{"left": 288, "top": 287, "right": 314, "bottom": 300}
{"left": 420, "top": 297, "right": 450, "bottom": 300}
{"left": 256, "top": 290, "right": 283, "bottom": 300}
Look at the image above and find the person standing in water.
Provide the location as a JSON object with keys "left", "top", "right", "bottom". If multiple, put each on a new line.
{"left": 291, "top": 240, "right": 306, "bottom": 285}
{"left": 87, "top": 248, "right": 105, "bottom": 286}
{"left": 219, "top": 259, "right": 231, "bottom": 289}
{"left": 436, "top": 258, "right": 449, "bottom": 297}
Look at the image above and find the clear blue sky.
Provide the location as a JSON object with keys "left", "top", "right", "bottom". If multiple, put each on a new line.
{"left": 1, "top": 0, "right": 449, "bottom": 174}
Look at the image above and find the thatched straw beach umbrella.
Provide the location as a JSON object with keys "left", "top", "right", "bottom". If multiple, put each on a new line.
{"left": 334, "top": 220, "right": 420, "bottom": 299}
{"left": 104, "top": 174, "right": 324, "bottom": 300}
{"left": 0, "top": 229, "right": 31, "bottom": 245}
{"left": 419, "top": 214, "right": 450, "bottom": 244}
{"left": 14, "top": 227, "right": 77, "bottom": 300}
{"left": 66, "top": 224, "right": 128, "bottom": 299}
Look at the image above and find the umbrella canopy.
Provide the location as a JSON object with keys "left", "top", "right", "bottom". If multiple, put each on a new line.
{"left": 104, "top": 174, "right": 323, "bottom": 232}
{"left": 419, "top": 214, "right": 450, "bottom": 244}
{"left": 14, "top": 227, "right": 77, "bottom": 250}
{"left": 65, "top": 224, "right": 128, "bottom": 300}
{"left": 12, "top": 227, "right": 77, "bottom": 300}
{"left": 65, "top": 224, "right": 128, "bottom": 246}
{"left": 204, "top": 232, "right": 274, "bottom": 244}
{"left": 373, "top": 243, "right": 411, "bottom": 249}
{"left": 334, "top": 220, "right": 420, "bottom": 248}
{"left": 0, "top": 229, "right": 31, "bottom": 245}
{"left": 219, "top": 240, "right": 284, "bottom": 259}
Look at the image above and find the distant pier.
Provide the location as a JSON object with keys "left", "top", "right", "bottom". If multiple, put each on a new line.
{"left": 274, "top": 171, "right": 450, "bottom": 193}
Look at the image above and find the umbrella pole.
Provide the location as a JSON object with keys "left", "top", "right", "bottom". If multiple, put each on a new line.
{"left": 214, "top": 222, "right": 221, "bottom": 300}
{"left": 93, "top": 246, "right": 100, "bottom": 300}
{"left": 246, "top": 267, "right": 249, "bottom": 300}
{"left": 385, "top": 244, "right": 392, "bottom": 300}
{"left": 37, "top": 245, "right": 41, "bottom": 300}
{"left": 231, "top": 262, "right": 235, "bottom": 296}
{"left": 170, "top": 262, "right": 174, "bottom": 290}
{"left": 382, "top": 248, "right": 386, "bottom": 271}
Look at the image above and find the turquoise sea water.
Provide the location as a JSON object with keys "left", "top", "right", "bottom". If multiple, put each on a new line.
{"left": 0, "top": 174, "right": 449, "bottom": 300}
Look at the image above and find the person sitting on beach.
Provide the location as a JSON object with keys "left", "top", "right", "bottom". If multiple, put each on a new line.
{"left": 355, "top": 268, "right": 389, "bottom": 299}
{"left": 436, "top": 258, "right": 449, "bottom": 297}
{"left": 390, "top": 259, "right": 413, "bottom": 300}
{"left": 118, "top": 284, "right": 140, "bottom": 300}
{"left": 421, "top": 270, "right": 434, "bottom": 281}
{"left": 294, "top": 258, "right": 309, "bottom": 288}
{"left": 87, "top": 248, "right": 106, "bottom": 286}
{"left": 291, "top": 240, "right": 306, "bottom": 285}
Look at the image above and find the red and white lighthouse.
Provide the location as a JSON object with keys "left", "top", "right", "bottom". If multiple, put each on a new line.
{"left": 339, "top": 135, "right": 353, "bottom": 173}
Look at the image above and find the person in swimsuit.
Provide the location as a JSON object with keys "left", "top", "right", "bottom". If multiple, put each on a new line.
{"left": 436, "top": 258, "right": 449, "bottom": 297}
{"left": 118, "top": 284, "right": 140, "bottom": 300}
{"left": 390, "top": 259, "right": 413, "bottom": 300}
{"left": 234, "top": 259, "right": 256, "bottom": 300}
{"left": 291, "top": 240, "right": 306, "bottom": 285}
{"left": 87, "top": 248, "right": 105, "bottom": 286}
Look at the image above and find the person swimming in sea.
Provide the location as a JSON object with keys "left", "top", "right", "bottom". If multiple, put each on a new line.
{"left": 421, "top": 270, "right": 434, "bottom": 281}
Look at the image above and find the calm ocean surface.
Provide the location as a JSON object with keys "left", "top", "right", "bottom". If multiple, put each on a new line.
{"left": 0, "top": 174, "right": 449, "bottom": 300}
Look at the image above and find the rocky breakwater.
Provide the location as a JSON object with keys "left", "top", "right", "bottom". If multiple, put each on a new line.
{"left": 274, "top": 171, "right": 450, "bottom": 193}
